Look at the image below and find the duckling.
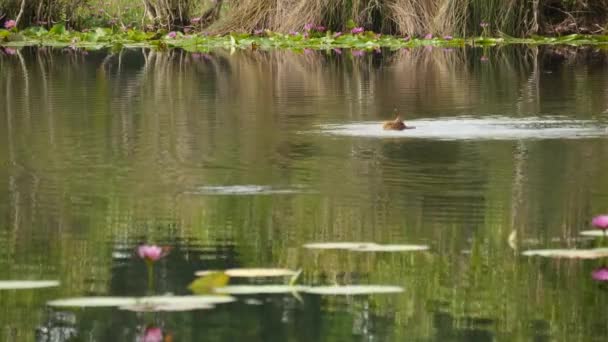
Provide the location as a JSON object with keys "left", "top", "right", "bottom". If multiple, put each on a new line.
{"left": 383, "top": 116, "right": 407, "bottom": 131}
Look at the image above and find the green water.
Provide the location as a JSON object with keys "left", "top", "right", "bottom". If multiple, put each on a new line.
{"left": 1, "top": 46, "right": 608, "bottom": 341}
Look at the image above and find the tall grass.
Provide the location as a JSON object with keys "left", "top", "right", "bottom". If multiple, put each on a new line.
{"left": 0, "top": 0, "right": 606, "bottom": 35}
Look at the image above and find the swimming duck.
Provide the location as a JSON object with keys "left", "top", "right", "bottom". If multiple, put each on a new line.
{"left": 382, "top": 116, "right": 411, "bottom": 131}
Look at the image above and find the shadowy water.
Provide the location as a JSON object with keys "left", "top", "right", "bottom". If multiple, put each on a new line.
{"left": 1, "top": 45, "right": 608, "bottom": 341}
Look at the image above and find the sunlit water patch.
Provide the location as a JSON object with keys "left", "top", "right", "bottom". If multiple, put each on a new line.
{"left": 319, "top": 117, "right": 607, "bottom": 140}
{"left": 185, "top": 185, "right": 314, "bottom": 195}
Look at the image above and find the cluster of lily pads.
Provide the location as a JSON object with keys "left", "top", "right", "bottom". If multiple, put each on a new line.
{"left": 522, "top": 214, "right": 608, "bottom": 281}
{"left": 2, "top": 20, "right": 608, "bottom": 54}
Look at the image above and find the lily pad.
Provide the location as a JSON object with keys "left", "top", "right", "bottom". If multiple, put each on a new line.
{"left": 352, "top": 244, "right": 429, "bottom": 252}
{"left": 304, "top": 285, "right": 404, "bottom": 295}
{"left": 214, "top": 285, "right": 309, "bottom": 295}
{"left": 303, "top": 242, "right": 377, "bottom": 250}
{"left": 521, "top": 248, "right": 608, "bottom": 259}
{"left": 48, "top": 295, "right": 235, "bottom": 308}
{"left": 120, "top": 302, "right": 215, "bottom": 312}
{"left": 579, "top": 230, "right": 608, "bottom": 237}
{"left": 225, "top": 268, "right": 297, "bottom": 277}
{"left": 0, "top": 280, "right": 60, "bottom": 290}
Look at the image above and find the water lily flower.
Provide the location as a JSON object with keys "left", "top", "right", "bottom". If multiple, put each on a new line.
{"left": 424, "top": 33, "right": 433, "bottom": 39}
{"left": 3, "top": 48, "right": 16, "bottom": 55}
{"left": 351, "top": 27, "right": 364, "bottom": 34}
{"left": 333, "top": 48, "right": 342, "bottom": 55}
{"left": 167, "top": 31, "right": 177, "bottom": 39}
{"left": 444, "top": 35, "right": 453, "bottom": 40}
{"left": 316, "top": 25, "right": 326, "bottom": 32}
{"left": 142, "top": 326, "right": 163, "bottom": 342}
{"left": 592, "top": 215, "right": 608, "bottom": 229}
{"left": 289, "top": 30, "right": 299, "bottom": 36}
{"left": 4, "top": 20, "right": 16, "bottom": 29}
{"left": 351, "top": 49, "right": 365, "bottom": 57}
{"left": 304, "top": 23, "right": 314, "bottom": 31}
{"left": 253, "top": 29, "right": 264, "bottom": 35}
{"left": 191, "top": 17, "right": 201, "bottom": 24}
{"left": 592, "top": 267, "right": 608, "bottom": 281}
{"left": 333, "top": 31, "right": 342, "bottom": 38}
{"left": 137, "top": 245, "right": 164, "bottom": 262}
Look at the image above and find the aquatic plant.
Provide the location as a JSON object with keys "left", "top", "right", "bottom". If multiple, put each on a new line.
{"left": 592, "top": 215, "right": 608, "bottom": 230}
{"left": 4, "top": 20, "right": 16, "bottom": 29}
{"left": 137, "top": 244, "right": 165, "bottom": 262}
{"left": 142, "top": 326, "right": 163, "bottom": 342}
{"left": 592, "top": 268, "right": 608, "bottom": 282}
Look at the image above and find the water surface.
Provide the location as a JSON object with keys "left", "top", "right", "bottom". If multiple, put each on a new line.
{"left": 1, "top": 46, "right": 608, "bottom": 341}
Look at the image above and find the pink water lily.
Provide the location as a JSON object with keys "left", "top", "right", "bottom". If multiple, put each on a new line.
{"left": 424, "top": 33, "right": 433, "bottom": 39}
{"left": 351, "top": 49, "right": 365, "bottom": 57}
{"left": 4, "top": 20, "right": 16, "bottom": 29}
{"left": 333, "top": 48, "right": 342, "bottom": 54}
{"left": 253, "top": 29, "right": 264, "bottom": 35}
{"left": 167, "top": 31, "right": 177, "bottom": 39}
{"left": 444, "top": 35, "right": 453, "bottom": 40}
{"left": 304, "top": 23, "right": 314, "bottom": 31}
{"left": 592, "top": 267, "right": 608, "bottom": 281}
{"left": 191, "top": 17, "right": 201, "bottom": 24}
{"left": 137, "top": 245, "right": 164, "bottom": 262}
{"left": 316, "top": 25, "right": 326, "bottom": 32}
{"left": 3, "top": 48, "right": 16, "bottom": 55}
{"left": 351, "top": 27, "right": 364, "bottom": 34}
{"left": 142, "top": 326, "right": 163, "bottom": 342}
{"left": 592, "top": 215, "right": 608, "bottom": 229}
{"left": 333, "top": 31, "right": 342, "bottom": 38}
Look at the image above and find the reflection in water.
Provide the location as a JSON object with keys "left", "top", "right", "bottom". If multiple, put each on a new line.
{"left": 1, "top": 46, "right": 608, "bottom": 340}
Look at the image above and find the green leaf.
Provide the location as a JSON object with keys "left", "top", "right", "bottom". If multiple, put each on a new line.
{"left": 49, "top": 23, "right": 66, "bottom": 36}
{"left": 188, "top": 272, "right": 230, "bottom": 294}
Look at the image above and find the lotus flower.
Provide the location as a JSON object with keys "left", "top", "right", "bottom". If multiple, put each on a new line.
{"left": 424, "top": 33, "right": 433, "bottom": 39}
{"left": 351, "top": 27, "right": 364, "bottom": 34}
{"left": 592, "top": 267, "right": 608, "bottom": 281}
{"left": 4, "top": 20, "right": 16, "bottom": 29}
{"left": 333, "top": 31, "right": 342, "bottom": 38}
{"left": 142, "top": 326, "right": 163, "bottom": 342}
{"left": 137, "top": 245, "right": 164, "bottom": 262}
{"left": 304, "top": 23, "right": 314, "bottom": 31}
{"left": 167, "top": 31, "right": 177, "bottom": 39}
{"left": 443, "top": 35, "right": 453, "bottom": 40}
{"left": 191, "top": 17, "right": 201, "bottom": 24}
{"left": 289, "top": 30, "right": 299, "bottom": 36}
{"left": 315, "top": 25, "right": 326, "bottom": 32}
{"left": 592, "top": 215, "right": 608, "bottom": 230}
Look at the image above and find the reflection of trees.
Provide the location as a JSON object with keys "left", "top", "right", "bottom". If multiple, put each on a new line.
{"left": 1, "top": 46, "right": 608, "bottom": 340}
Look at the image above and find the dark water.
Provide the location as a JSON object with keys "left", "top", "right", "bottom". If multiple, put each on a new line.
{"left": 1, "top": 45, "right": 608, "bottom": 341}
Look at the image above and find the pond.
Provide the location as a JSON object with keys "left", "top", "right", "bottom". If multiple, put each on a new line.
{"left": 1, "top": 45, "right": 608, "bottom": 341}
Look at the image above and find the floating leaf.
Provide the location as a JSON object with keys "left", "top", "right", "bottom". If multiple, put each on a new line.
{"left": 351, "top": 244, "right": 429, "bottom": 252}
{"left": 304, "top": 285, "right": 404, "bottom": 295}
{"left": 188, "top": 272, "right": 230, "bottom": 294}
{"left": 223, "top": 268, "right": 297, "bottom": 278}
{"left": 579, "top": 230, "right": 608, "bottom": 237}
{"left": 48, "top": 297, "right": 138, "bottom": 307}
{"left": 120, "top": 302, "right": 215, "bottom": 312}
{"left": 521, "top": 248, "right": 608, "bottom": 259}
{"left": 214, "top": 285, "right": 309, "bottom": 295}
{"left": 303, "top": 242, "right": 377, "bottom": 250}
{"left": 48, "top": 295, "right": 235, "bottom": 308}
{"left": 0, "top": 280, "right": 60, "bottom": 290}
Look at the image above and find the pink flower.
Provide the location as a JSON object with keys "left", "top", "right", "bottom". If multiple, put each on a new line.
{"left": 4, "top": 20, "right": 16, "bottom": 29}
{"left": 315, "top": 25, "right": 326, "bottom": 32}
{"left": 351, "top": 49, "right": 365, "bottom": 57}
{"left": 304, "top": 23, "right": 314, "bottom": 31}
{"left": 403, "top": 36, "right": 410, "bottom": 41}
{"left": 424, "top": 33, "right": 433, "bottom": 39}
{"left": 289, "top": 30, "right": 299, "bottom": 36}
{"left": 592, "top": 268, "right": 608, "bottom": 281}
{"left": 253, "top": 29, "right": 264, "bottom": 35}
{"left": 137, "top": 245, "right": 164, "bottom": 262}
{"left": 333, "top": 48, "right": 342, "bottom": 55}
{"left": 304, "top": 48, "right": 313, "bottom": 55}
{"left": 191, "top": 17, "right": 201, "bottom": 24}
{"left": 3, "top": 48, "right": 16, "bottom": 55}
{"left": 167, "top": 31, "right": 177, "bottom": 39}
{"left": 480, "top": 55, "right": 489, "bottom": 62}
{"left": 333, "top": 31, "right": 342, "bottom": 38}
{"left": 592, "top": 215, "right": 608, "bottom": 229}
{"left": 351, "top": 27, "right": 364, "bottom": 34}
{"left": 443, "top": 35, "right": 453, "bottom": 40}
{"left": 142, "top": 326, "right": 163, "bottom": 342}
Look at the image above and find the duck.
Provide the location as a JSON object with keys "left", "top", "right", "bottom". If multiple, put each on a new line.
{"left": 383, "top": 116, "right": 407, "bottom": 130}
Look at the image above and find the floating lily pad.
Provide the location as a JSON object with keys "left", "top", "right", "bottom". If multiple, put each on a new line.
{"left": 0, "top": 280, "right": 60, "bottom": 290}
{"left": 120, "top": 302, "right": 215, "bottom": 312}
{"left": 214, "top": 285, "right": 309, "bottom": 295}
{"left": 303, "top": 242, "right": 377, "bottom": 250}
{"left": 48, "top": 295, "right": 235, "bottom": 308}
{"left": 47, "top": 297, "right": 138, "bottom": 307}
{"left": 304, "top": 285, "right": 404, "bottom": 295}
{"left": 352, "top": 244, "right": 429, "bottom": 252}
{"left": 579, "top": 230, "right": 608, "bottom": 237}
{"left": 521, "top": 248, "right": 608, "bottom": 259}
{"left": 226, "top": 268, "right": 297, "bottom": 277}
